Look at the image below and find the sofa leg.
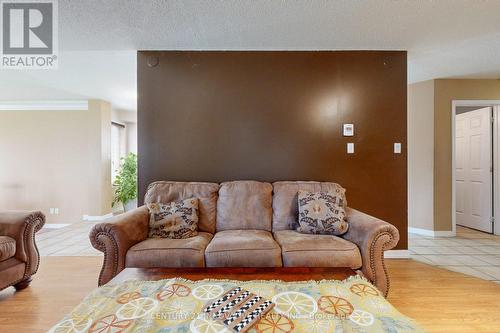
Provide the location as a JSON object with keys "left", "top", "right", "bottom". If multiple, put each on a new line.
{"left": 14, "top": 277, "right": 32, "bottom": 291}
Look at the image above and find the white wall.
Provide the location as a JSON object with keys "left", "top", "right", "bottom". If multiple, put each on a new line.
{"left": 0, "top": 100, "right": 112, "bottom": 223}
{"left": 408, "top": 80, "right": 435, "bottom": 231}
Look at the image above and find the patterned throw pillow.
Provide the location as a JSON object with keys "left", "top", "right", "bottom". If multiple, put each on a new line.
{"left": 297, "top": 190, "right": 349, "bottom": 236}
{"left": 147, "top": 198, "right": 199, "bottom": 239}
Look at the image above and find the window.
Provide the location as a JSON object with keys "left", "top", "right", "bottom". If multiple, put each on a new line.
{"left": 111, "top": 122, "right": 126, "bottom": 182}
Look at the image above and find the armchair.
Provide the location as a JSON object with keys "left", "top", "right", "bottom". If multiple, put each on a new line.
{"left": 0, "top": 211, "right": 45, "bottom": 291}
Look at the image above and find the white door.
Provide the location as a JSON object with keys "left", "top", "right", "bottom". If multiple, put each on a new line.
{"left": 456, "top": 107, "right": 493, "bottom": 232}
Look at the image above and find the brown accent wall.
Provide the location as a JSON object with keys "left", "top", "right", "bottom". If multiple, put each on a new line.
{"left": 138, "top": 51, "right": 407, "bottom": 249}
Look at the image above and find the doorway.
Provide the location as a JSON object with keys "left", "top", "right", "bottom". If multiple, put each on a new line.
{"left": 455, "top": 107, "right": 492, "bottom": 233}
{"left": 452, "top": 101, "right": 500, "bottom": 236}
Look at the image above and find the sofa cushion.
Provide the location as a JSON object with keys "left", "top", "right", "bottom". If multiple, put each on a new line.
{"left": 274, "top": 230, "right": 362, "bottom": 268}
{"left": 125, "top": 232, "right": 213, "bottom": 268}
{"left": 0, "top": 236, "right": 16, "bottom": 262}
{"left": 0, "top": 258, "right": 25, "bottom": 288}
{"left": 205, "top": 230, "right": 282, "bottom": 267}
{"left": 147, "top": 198, "right": 199, "bottom": 239}
{"left": 297, "top": 190, "right": 349, "bottom": 236}
{"left": 272, "top": 181, "right": 347, "bottom": 231}
{"left": 216, "top": 181, "right": 273, "bottom": 231}
{"left": 0, "top": 257, "right": 23, "bottom": 272}
{"left": 144, "top": 181, "right": 219, "bottom": 234}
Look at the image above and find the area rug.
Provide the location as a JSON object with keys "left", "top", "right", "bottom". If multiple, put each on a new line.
{"left": 47, "top": 276, "right": 425, "bottom": 333}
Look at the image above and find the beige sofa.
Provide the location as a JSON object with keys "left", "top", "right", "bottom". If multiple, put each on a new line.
{"left": 90, "top": 181, "right": 399, "bottom": 296}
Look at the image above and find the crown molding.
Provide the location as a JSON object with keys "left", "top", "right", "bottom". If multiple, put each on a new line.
{"left": 0, "top": 100, "right": 88, "bottom": 111}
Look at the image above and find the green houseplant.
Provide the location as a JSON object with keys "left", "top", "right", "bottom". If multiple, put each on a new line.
{"left": 113, "top": 152, "right": 138, "bottom": 211}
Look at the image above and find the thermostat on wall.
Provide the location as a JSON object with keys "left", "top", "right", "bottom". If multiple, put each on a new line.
{"left": 343, "top": 124, "right": 354, "bottom": 136}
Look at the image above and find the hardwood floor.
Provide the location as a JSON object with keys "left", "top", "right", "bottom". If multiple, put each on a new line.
{"left": 388, "top": 260, "right": 500, "bottom": 332}
{"left": 0, "top": 257, "right": 499, "bottom": 332}
{"left": 0, "top": 257, "right": 101, "bottom": 333}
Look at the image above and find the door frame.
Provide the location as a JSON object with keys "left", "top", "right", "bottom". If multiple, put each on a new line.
{"left": 451, "top": 100, "right": 500, "bottom": 235}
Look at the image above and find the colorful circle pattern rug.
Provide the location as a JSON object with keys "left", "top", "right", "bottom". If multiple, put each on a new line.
{"left": 47, "top": 276, "right": 425, "bottom": 333}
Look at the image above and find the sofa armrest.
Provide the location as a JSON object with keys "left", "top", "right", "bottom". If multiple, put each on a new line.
{"left": 89, "top": 206, "right": 149, "bottom": 285}
{"left": 342, "top": 207, "right": 399, "bottom": 297}
{"left": 0, "top": 211, "right": 45, "bottom": 278}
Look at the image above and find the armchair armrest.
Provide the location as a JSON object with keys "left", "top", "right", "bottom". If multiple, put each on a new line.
{"left": 0, "top": 211, "right": 45, "bottom": 278}
{"left": 89, "top": 206, "right": 149, "bottom": 286}
{"left": 342, "top": 207, "right": 399, "bottom": 297}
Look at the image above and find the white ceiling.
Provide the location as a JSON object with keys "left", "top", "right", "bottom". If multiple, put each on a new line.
{"left": 2, "top": 0, "right": 500, "bottom": 111}
{"left": 0, "top": 51, "right": 136, "bottom": 111}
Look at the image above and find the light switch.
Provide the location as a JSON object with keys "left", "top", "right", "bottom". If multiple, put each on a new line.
{"left": 394, "top": 143, "right": 401, "bottom": 154}
{"left": 347, "top": 143, "right": 354, "bottom": 154}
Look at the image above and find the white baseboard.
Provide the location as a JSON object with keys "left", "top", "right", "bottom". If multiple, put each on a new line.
{"left": 82, "top": 213, "right": 113, "bottom": 221}
{"left": 408, "top": 227, "right": 456, "bottom": 237}
{"left": 43, "top": 223, "right": 70, "bottom": 229}
{"left": 384, "top": 250, "right": 410, "bottom": 258}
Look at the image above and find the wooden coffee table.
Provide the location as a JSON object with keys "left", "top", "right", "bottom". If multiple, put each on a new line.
{"left": 110, "top": 267, "right": 357, "bottom": 284}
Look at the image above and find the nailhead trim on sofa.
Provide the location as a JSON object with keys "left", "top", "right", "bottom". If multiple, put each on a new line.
{"left": 369, "top": 231, "right": 395, "bottom": 297}
{"left": 90, "top": 231, "right": 120, "bottom": 286}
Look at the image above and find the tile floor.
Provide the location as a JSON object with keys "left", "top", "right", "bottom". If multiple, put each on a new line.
{"left": 409, "top": 226, "right": 500, "bottom": 283}
{"left": 36, "top": 222, "right": 102, "bottom": 256}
